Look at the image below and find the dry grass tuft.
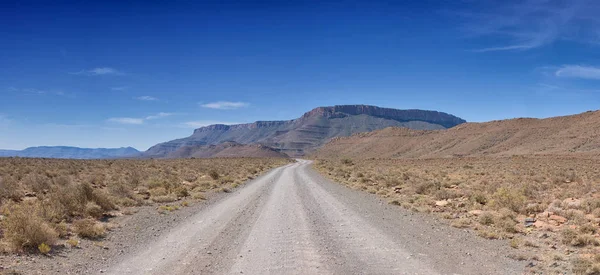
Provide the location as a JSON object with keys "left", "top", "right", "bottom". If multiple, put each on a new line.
{"left": 2, "top": 203, "right": 58, "bottom": 251}
{"left": 0, "top": 157, "right": 290, "bottom": 254}
{"left": 73, "top": 219, "right": 106, "bottom": 239}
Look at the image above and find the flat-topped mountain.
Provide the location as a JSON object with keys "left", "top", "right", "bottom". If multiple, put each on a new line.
{"left": 313, "top": 110, "right": 600, "bottom": 159}
{"left": 144, "top": 105, "right": 466, "bottom": 157}
{"left": 165, "top": 141, "right": 289, "bottom": 159}
{"left": 0, "top": 146, "right": 140, "bottom": 159}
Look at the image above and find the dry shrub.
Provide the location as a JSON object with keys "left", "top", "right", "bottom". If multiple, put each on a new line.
{"left": 2, "top": 203, "right": 58, "bottom": 251}
{"left": 582, "top": 198, "right": 600, "bottom": 214}
{"left": 572, "top": 257, "right": 593, "bottom": 275}
{"left": 174, "top": 186, "right": 189, "bottom": 198}
{"left": 73, "top": 219, "right": 106, "bottom": 239}
{"left": 479, "top": 212, "right": 495, "bottom": 225}
{"left": 108, "top": 180, "right": 134, "bottom": 199}
{"left": 84, "top": 202, "right": 104, "bottom": 218}
{"left": 182, "top": 172, "right": 198, "bottom": 182}
{"left": 571, "top": 234, "right": 600, "bottom": 247}
{"left": 0, "top": 157, "right": 290, "bottom": 254}
{"left": 208, "top": 170, "right": 220, "bottom": 180}
{"left": 415, "top": 181, "right": 436, "bottom": 195}
{"left": 45, "top": 182, "right": 115, "bottom": 221}
{"left": 562, "top": 228, "right": 579, "bottom": 245}
{"left": 151, "top": 195, "right": 178, "bottom": 203}
{"left": 580, "top": 223, "right": 597, "bottom": 234}
{"left": 53, "top": 221, "right": 69, "bottom": 238}
{"left": 192, "top": 192, "right": 206, "bottom": 200}
{"left": 0, "top": 176, "right": 23, "bottom": 202}
{"left": 52, "top": 175, "right": 71, "bottom": 186}
{"left": 22, "top": 173, "right": 50, "bottom": 194}
{"left": 149, "top": 186, "right": 168, "bottom": 197}
{"left": 91, "top": 189, "right": 116, "bottom": 211}
{"left": 471, "top": 192, "right": 488, "bottom": 205}
{"left": 490, "top": 187, "right": 526, "bottom": 213}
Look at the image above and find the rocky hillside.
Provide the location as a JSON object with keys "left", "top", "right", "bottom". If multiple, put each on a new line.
{"left": 0, "top": 146, "right": 140, "bottom": 159}
{"left": 164, "top": 141, "right": 289, "bottom": 158}
{"left": 314, "top": 110, "right": 600, "bottom": 159}
{"left": 144, "top": 105, "right": 466, "bottom": 157}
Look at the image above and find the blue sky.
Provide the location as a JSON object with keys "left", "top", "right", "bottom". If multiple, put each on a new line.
{"left": 1, "top": 0, "right": 600, "bottom": 150}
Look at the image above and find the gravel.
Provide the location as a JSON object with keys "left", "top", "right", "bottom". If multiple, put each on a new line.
{"left": 5, "top": 160, "right": 525, "bottom": 274}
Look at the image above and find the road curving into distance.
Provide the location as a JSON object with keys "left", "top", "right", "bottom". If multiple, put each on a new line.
{"left": 106, "top": 160, "right": 522, "bottom": 275}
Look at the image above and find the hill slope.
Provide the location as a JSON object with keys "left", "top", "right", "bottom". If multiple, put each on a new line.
{"left": 145, "top": 105, "right": 466, "bottom": 157}
{"left": 166, "top": 142, "right": 289, "bottom": 158}
{"left": 0, "top": 146, "right": 140, "bottom": 159}
{"left": 314, "top": 110, "right": 600, "bottom": 159}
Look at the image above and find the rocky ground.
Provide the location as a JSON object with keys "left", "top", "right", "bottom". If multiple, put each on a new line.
{"left": 1, "top": 160, "right": 531, "bottom": 274}
{"left": 314, "top": 156, "right": 600, "bottom": 274}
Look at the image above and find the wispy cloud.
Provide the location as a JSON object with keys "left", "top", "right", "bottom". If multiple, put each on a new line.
{"left": 536, "top": 83, "right": 600, "bottom": 95}
{"left": 145, "top": 112, "right": 173, "bottom": 120}
{"left": 71, "top": 67, "right": 124, "bottom": 76}
{"left": 181, "top": 121, "right": 240, "bottom": 128}
{"left": 7, "top": 87, "right": 68, "bottom": 96}
{"left": 107, "top": 112, "right": 174, "bottom": 125}
{"left": 111, "top": 86, "right": 129, "bottom": 91}
{"left": 107, "top": 117, "right": 144, "bottom": 125}
{"left": 455, "top": 0, "right": 600, "bottom": 52}
{"left": 555, "top": 65, "right": 600, "bottom": 80}
{"left": 135, "top": 96, "right": 158, "bottom": 101}
{"left": 200, "top": 101, "right": 249, "bottom": 110}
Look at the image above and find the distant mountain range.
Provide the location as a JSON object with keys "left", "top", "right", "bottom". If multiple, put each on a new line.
{"left": 0, "top": 146, "right": 140, "bottom": 159}
{"left": 1, "top": 105, "right": 467, "bottom": 159}
{"left": 145, "top": 105, "right": 466, "bottom": 157}
{"left": 313, "top": 110, "right": 600, "bottom": 159}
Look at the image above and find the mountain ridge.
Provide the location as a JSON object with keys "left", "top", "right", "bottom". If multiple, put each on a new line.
{"left": 165, "top": 141, "right": 289, "bottom": 159}
{"left": 145, "top": 105, "right": 466, "bottom": 157}
{"left": 313, "top": 109, "right": 600, "bottom": 159}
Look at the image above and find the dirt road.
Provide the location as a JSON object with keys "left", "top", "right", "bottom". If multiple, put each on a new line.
{"left": 106, "top": 160, "right": 523, "bottom": 274}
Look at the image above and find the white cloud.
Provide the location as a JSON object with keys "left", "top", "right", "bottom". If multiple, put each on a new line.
{"left": 200, "top": 101, "right": 249, "bottom": 110}
{"left": 135, "top": 96, "right": 158, "bottom": 101}
{"left": 7, "top": 87, "right": 67, "bottom": 96}
{"left": 71, "top": 67, "right": 124, "bottom": 76}
{"left": 146, "top": 112, "right": 173, "bottom": 120}
{"left": 107, "top": 117, "right": 144, "bottom": 125}
{"left": 107, "top": 112, "right": 174, "bottom": 125}
{"left": 455, "top": 0, "right": 600, "bottom": 52}
{"left": 555, "top": 65, "right": 600, "bottom": 80}
{"left": 181, "top": 121, "right": 240, "bottom": 128}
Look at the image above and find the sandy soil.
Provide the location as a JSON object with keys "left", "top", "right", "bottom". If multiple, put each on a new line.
{"left": 4, "top": 160, "right": 526, "bottom": 274}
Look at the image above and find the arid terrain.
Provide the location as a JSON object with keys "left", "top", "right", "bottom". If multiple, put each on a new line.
{"left": 309, "top": 110, "right": 600, "bottom": 274}
{"left": 0, "top": 157, "right": 290, "bottom": 273}
{"left": 3, "top": 109, "right": 600, "bottom": 274}
{"left": 2, "top": 160, "right": 526, "bottom": 274}
{"left": 315, "top": 110, "right": 600, "bottom": 159}
{"left": 313, "top": 156, "right": 600, "bottom": 274}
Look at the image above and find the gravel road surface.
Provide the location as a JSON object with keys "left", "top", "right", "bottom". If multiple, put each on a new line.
{"left": 105, "top": 160, "right": 523, "bottom": 275}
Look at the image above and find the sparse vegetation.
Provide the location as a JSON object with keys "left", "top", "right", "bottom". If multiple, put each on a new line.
{"left": 0, "top": 157, "right": 290, "bottom": 254}
{"left": 314, "top": 156, "right": 600, "bottom": 274}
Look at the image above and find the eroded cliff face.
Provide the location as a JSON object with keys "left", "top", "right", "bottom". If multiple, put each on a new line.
{"left": 145, "top": 105, "right": 466, "bottom": 157}
{"left": 300, "top": 105, "right": 466, "bottom": 128}
{"left": 192, "top": 121, "right": 291, "bottom": 135}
